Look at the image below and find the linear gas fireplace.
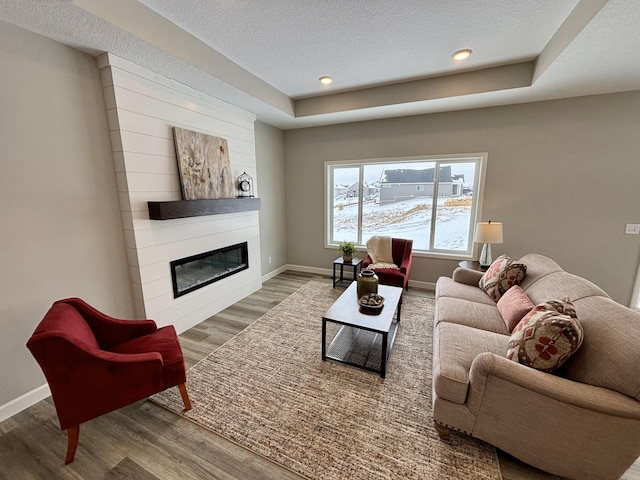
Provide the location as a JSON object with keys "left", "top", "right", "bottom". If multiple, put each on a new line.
{"left": 170, "top": 242, "right": 249, "bottom": 298}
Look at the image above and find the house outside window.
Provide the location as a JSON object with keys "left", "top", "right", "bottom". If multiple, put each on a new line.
{"left": 325, "top": 154, "right": 487, "bottom": 258}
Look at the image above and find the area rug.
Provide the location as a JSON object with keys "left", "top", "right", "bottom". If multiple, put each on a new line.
{"left": 152, "top": 281, "right": 502, "bottom": 480}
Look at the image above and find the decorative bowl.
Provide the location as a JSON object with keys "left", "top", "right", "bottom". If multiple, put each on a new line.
{"left": 358, "top": 293, "right": 384, "bottom": 314}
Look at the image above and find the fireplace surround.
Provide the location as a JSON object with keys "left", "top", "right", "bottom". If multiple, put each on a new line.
{"left": 100, "top": 54, "right": 261, "bottom": 329}
{"left": 170, "top": 242, "right": 249, "bottom": 298}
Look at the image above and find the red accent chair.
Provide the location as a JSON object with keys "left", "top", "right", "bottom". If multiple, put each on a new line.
{"left": 363, "top": 238, "right": 413, "bottom": 290}
{"left": 26, "top": 298, "right": 191, "bottom": 464}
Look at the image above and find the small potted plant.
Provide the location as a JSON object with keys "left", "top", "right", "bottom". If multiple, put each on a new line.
{"left": 337, "top": 240, "right": 358, "bottom": 263}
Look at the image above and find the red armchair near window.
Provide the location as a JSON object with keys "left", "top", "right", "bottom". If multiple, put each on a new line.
{"left": 363, "top": 237, "right": 413, "bottom": 290}
{"left": 26, "top": 298, "right": 191, "bottom": 464}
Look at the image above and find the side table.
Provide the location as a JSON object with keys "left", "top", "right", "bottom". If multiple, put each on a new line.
{"left": 458, "top": 260, "right": 488, "bottom": 272}
{"left": 333, "top": 257, "right": 363, "bottom": 288}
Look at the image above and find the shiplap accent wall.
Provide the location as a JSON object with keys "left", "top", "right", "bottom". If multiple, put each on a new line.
{"left": 98, "top": 53, "right": 261, "bottom": 332}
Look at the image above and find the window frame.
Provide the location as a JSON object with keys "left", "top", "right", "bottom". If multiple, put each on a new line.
{"left": 324, "top": 153, "right": 488, "bottom": 260}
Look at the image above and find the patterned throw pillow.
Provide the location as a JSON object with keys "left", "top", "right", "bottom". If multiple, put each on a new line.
{"left": 506, "top": 298, "right": 584, "bottom": 373}
{"left": 497, "top": 285, "right": 535, "bottom": 332}
{"left": 478, "top": 254, "right": 527, "bottom": 302}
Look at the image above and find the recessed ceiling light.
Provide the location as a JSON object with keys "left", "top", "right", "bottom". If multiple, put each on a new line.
{"left": 319, "top": 76, "right": 333, "bottom": 85}
{"left": 452, "top": 49, "right": 472, "bottom": 61}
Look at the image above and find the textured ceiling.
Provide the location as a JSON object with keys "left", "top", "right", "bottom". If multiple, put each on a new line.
{"left": 1, "top": 0, "right": 639, "bottom": 129}
{"left": 137, "top": 0, "right": 574, "bottom": 97}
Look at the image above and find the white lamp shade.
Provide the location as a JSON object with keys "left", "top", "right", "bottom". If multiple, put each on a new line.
{"left": 475, "top": 222, "right": 503, "bottom": 244}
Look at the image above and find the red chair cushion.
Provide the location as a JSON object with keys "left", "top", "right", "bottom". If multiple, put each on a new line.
{"left": 374, "top": 268, "right": 406, "bottom": 288}
{"left": 110, "top": 325, "right": 186, "bottom": 387}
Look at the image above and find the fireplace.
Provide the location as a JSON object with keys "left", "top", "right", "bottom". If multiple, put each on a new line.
{"left": 170, "top": 242, "right": 249, "bottom": 298}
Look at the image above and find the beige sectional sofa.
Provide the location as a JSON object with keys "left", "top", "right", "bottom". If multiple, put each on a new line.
{"left": 432, "top": 253, "right": 640, "bottom": 479}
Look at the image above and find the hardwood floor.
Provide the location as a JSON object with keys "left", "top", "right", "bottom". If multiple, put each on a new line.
{"left": 1, "top": 271, "right": 638, "bottom": 479}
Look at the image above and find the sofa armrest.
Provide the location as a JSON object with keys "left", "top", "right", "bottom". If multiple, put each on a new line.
{"left": 468, "top": 352, "right": 640, "bottom": 418}
{"left": 465, "top": 352, "right": 640, "bottom": 479}
{"left": 452, "top": 267, "right": 484, "bottom": 286}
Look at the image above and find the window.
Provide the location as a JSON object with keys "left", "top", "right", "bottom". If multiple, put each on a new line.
{"left": 325, "top": 154, "right": 486, "bottom": 258}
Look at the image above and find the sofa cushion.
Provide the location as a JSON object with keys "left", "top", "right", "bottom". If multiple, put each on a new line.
{"left": 506, "top": 299, "right": 584, "bottom": 373}
{"left": 479, "top": 255, "right": 527, "bottom": 302}
{"left": 436, "top": 297, "right": 509, "bottom": 335}
{"left": 560, "top": 296, "right": 640, "bottom": 401}
{"left": 497, "top": 286, "right": 535, "bottom": 332}
{"left": 521, "top": 271, "right": 609, "bottom": 305}
{"left": 436, "top": 276, "right": 496, "bottom": 306}
{"left": 433, "top": 322, "right": 508, "bottom": 404}
{"left": 516, "top": 254, "right": 564, "bottom": 291}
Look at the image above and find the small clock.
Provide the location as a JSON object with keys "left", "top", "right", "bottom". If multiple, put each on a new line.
{"left": 237, "top": 172, "right": 254, "bottom": 198}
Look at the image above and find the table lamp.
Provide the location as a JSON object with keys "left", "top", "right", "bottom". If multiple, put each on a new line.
{"left": 475, "top": 221, "right": 503, "bottom": 268}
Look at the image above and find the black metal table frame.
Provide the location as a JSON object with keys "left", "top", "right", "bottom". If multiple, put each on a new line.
{"left": 322, "top": 298, "right": 402, "bottom": 378}
{"left": 332, "top": 257, "right": 362, "bottom": 288}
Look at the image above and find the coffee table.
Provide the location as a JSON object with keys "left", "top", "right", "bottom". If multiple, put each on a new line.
{"left": 321, "top": 282, "right": 403, "bottom": 378}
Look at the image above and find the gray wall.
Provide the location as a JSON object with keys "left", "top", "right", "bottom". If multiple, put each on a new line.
{"left": 284, "top": 91, "right": 640, "bottom": 305}
{"left": 256, "top": 121, "right": 288, "bottom": 275}
{"left": 0, "top": 22, "right": 134, "bottom": 407}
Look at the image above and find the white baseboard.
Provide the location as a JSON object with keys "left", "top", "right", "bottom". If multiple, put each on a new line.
{"left": 285, "top": 264, "right": 333, "bottom": 276}
{"left": 0, "top": 383, "right": 51, "bottom": 423}
{"left": 284, "top": 264, "right": 435, "bottom": 291}
{"left": 409, "top": 279, "right": 436, "bottom": 291}
{"left": 261, "top": 265, "right": 288, "bottom": 283}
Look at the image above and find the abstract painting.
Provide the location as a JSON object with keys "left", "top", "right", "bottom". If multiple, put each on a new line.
{"left": 173, "top": 127, "right": 234, "bottom": 200}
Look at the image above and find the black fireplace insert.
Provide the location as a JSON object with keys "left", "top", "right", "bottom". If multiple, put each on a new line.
{"left": 170, "top": 242, "right": 248, "bottom": 298}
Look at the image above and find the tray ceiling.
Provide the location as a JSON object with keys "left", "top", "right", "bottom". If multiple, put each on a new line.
{"left": 1, "top": 0, "right": 639, "bottom": 128}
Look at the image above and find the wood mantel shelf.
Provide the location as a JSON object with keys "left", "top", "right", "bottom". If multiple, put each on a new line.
{"left": 148, "top": 198, "right": 261, "bottom": 220}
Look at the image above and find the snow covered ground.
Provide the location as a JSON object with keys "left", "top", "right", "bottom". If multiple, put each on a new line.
{"left": 333, "top": 196, "right": 472, "bottom": 251}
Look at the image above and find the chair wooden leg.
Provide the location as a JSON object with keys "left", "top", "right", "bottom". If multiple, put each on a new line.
{"left": 65, "top": 425, "right": 79, "bottom": 464}
{"left": 178, "top": 383, "right": 192, "bottom": 411}
{"left": 434, "top": 421, "right": 451, "bottom": 439}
